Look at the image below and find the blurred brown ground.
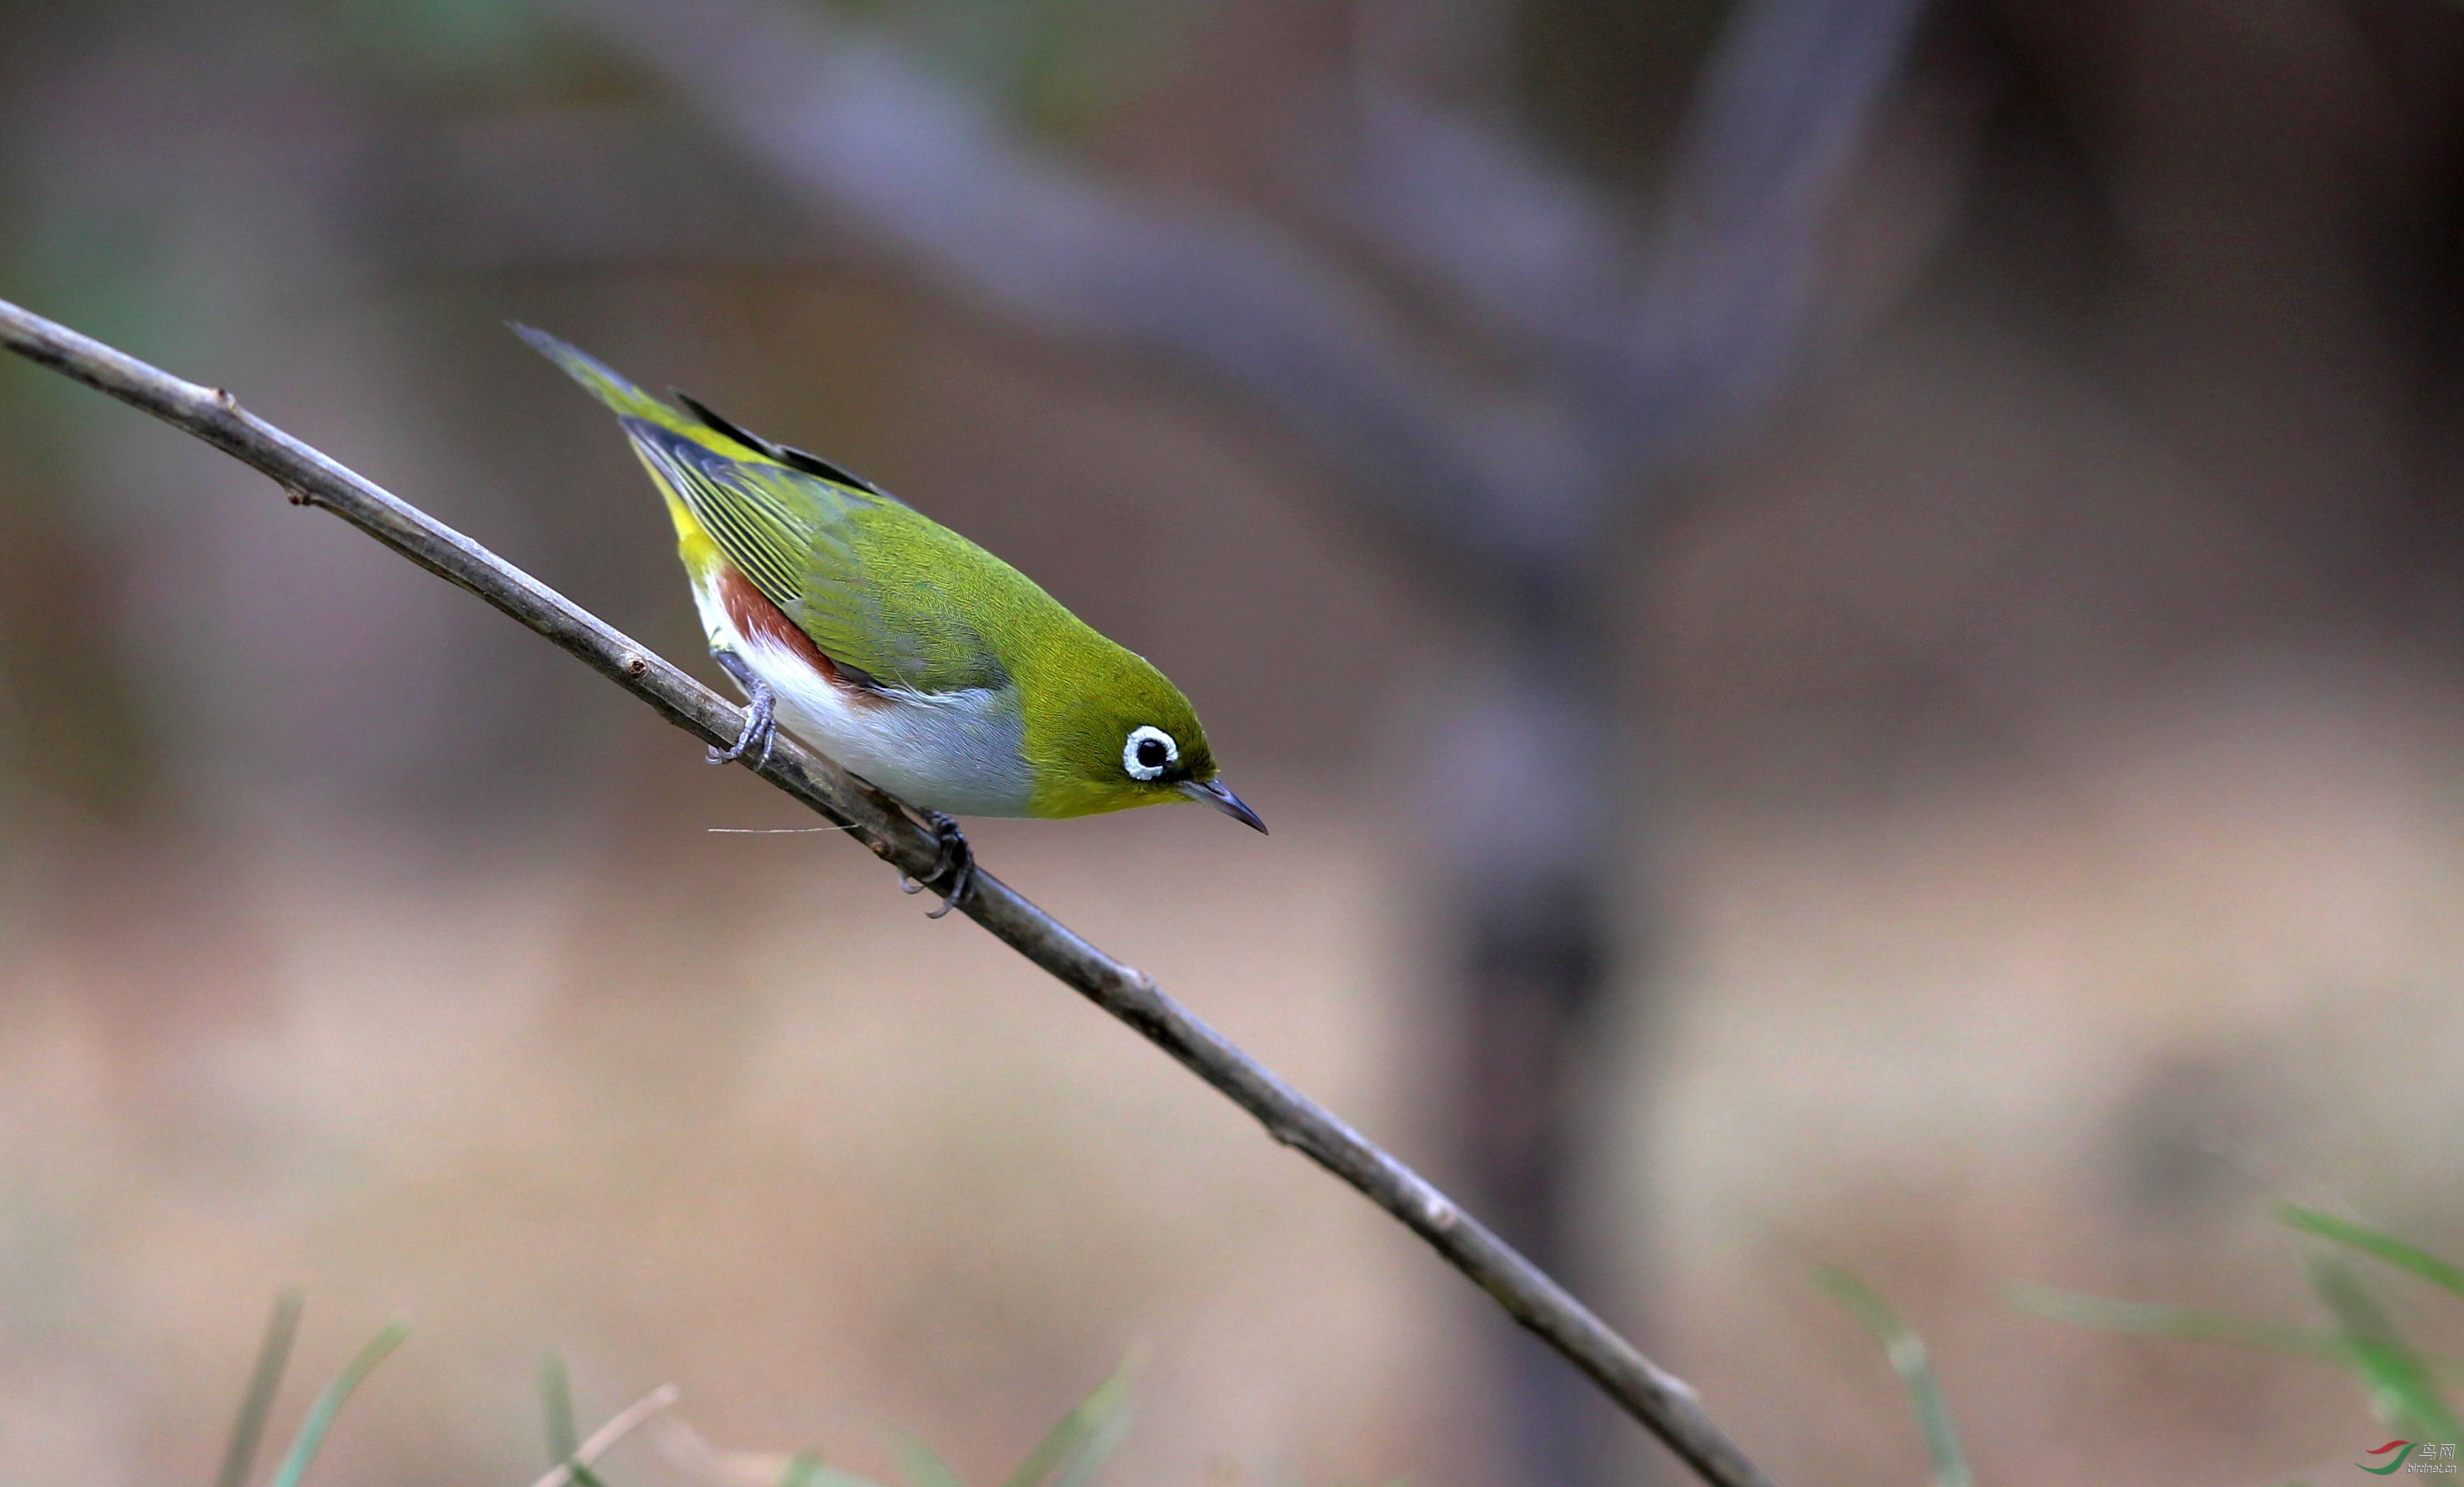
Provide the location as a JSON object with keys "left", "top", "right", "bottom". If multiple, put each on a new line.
{"left": 6, "top": 1, "right": 2464, "bottom": 1485}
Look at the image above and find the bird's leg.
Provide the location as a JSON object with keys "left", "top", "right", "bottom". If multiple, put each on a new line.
{"left": 897, "top": 809, "right": 974, "bottom": 919}
{"left": 706, "top": 648, "right": 776, "bottom": 766}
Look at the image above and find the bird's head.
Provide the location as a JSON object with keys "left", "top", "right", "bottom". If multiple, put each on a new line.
{"left": 1022, "top": 643, "right": 1264, "bottom": 831}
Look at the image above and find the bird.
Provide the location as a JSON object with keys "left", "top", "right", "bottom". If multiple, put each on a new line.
{"left": 517, "top": 326, "right": 1265, "bottom": 916}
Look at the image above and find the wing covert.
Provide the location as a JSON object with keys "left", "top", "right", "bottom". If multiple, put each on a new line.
{"left": 621, "top": 420, "right": 1002, "bottom": 695}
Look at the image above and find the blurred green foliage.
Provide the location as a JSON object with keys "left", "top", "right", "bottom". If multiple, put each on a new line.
{"left": 218, "top": 1295, "right": 1144, "bottom": 1487}
{"left": 2024, "top": 1206, "right": 2464, "bottom": 1447}
{"left": 1817, "top": 1268, "right": 1973, "bottom": 1487}
{"left": 302, "top": 0, "right": 1200, "bottom": 128}
{"left": 827, "top": 0, "right": 1198, "bottom": 133}
{"left": 319, "top": 0, "right": 561, "bottom": 88}
{"left": 214, "top": 1298, "right": 407, "bottom": 1487}
{"left": 1838, "top": 1205, "right": 2464, "bottom": 1483}
{"left": 215, "top": 1293, "right": 305, "bottom": 1487}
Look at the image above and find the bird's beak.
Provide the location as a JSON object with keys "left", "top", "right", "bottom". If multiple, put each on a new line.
{"left": 1180, "top": 778, "right": 1268, "bottom": 834}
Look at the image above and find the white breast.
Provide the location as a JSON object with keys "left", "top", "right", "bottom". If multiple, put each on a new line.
{"left": 693, "top": 576, "right": 1038, "bottom": 818}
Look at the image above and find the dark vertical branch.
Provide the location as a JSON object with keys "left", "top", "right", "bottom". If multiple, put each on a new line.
{"left": 1338, "top": 5, "right": 1926, "bottom": 1477}
{"left": 1435, "top": 607, "right": 1623, "bottom": 1485}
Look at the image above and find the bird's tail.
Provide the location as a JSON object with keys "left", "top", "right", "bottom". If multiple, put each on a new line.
{"left": 514, "top": 324, "right": 748, "bottom": 573}
{"left": 511, "top": 324, "right": 696, "bottom": 431}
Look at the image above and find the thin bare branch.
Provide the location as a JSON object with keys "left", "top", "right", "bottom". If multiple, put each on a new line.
{"left": 0, "top": 295, "right": 1778, "bottom": 1487}
{"left": 530, "top": 1383, "right": 683, "bottom": 1487}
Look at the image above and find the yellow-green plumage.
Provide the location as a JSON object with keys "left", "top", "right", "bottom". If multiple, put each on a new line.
{"left": 519, "top": 326, "right": 1254, "bottom": 828}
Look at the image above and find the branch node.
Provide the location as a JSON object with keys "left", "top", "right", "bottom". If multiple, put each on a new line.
{"left": 1261, "top": 1117, "right": 1310, "bottom": 1151}
{"left": 621, "top": 653, "right": 648, "bottom": 678}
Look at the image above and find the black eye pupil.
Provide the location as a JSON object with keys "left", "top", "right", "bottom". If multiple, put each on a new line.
{"left": 1137, "top": 738, "right": 1168, "bottom": 768}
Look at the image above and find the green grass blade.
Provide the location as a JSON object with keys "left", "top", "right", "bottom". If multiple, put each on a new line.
{"left": 2280, "top": 1206, "right": 2464, "bottom": 1300}
{"left": 2010, "top": 1284, "right": 2345, "bottom": 1359}
{"left": 265, "top": 1320, "right": 410, "bottom": 1487}
{"left": 886, "top": 1429, "right": 969, "bottom": 1487}
{"left": 998, "top": 1351, "right": 1139, "bottom": 1487}
{"left": 1817, "top": 1268, "right": 1974, "bottom": 1487}
{"left": 1050, "top": 1398, "right": 1134, "bottom": 1487}
{"left": 2011, "top": 1283, "right": 2464, "bottom": 1386}
{"left": 539, "top": 1352, "right": 580, "bottom": 1462}
{"left": 778, "top": 1452, "right": 901, "bottom": 1487}
{"left": 536, "top": 1351, "right": 612, "bottom": 1487}
{"left": 215, "top": 1289, "right": 305, "bottom": 1487}
{"left": 2309, "top": 1258, "right": 2461, "bottom": 1442}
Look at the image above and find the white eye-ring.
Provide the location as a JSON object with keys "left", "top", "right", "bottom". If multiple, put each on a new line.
{"left": 1124, "top": 725, "right": 1178, "bottom": 781}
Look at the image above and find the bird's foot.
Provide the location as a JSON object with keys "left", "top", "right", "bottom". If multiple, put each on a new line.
{"left": 897, "top": 810, "right": 974, "bottom": 919}
{"left": 707, "top": 651, "right": 776, "bottom": 766}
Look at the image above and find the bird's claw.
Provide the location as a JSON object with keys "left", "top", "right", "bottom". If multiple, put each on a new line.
{"left": 706, "top": 685, "right": 775, "bottom": 765}
{"left": 897, "top": 810, "right": 973, "bottom": 919}
{"left": 707, "top": 652, "right": 776, "bottom": 766}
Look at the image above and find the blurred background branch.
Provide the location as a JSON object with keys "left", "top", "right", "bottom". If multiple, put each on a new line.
{"left": 560, "top": 0, "right": 1574, "bottom": 590}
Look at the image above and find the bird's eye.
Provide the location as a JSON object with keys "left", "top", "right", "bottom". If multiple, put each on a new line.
{"left": 1124, "top": 725, "right": 1177, "bottom": 781}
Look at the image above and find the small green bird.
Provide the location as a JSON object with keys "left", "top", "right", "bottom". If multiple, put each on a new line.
{"left": 519, "top": 327, "right": 1264, "bottom": 912}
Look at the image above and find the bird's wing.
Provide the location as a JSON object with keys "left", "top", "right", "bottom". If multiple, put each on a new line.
{"left": 626, "top": 421, "right": 1007, "bottom": 695}
{"left": 671, "top": 389, "right": 892, "bottom": 499}
{"left": 514, "top": 325, "right": 1005, "bottom": 695}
